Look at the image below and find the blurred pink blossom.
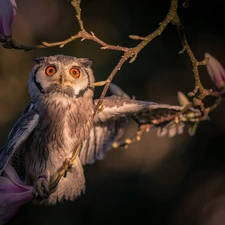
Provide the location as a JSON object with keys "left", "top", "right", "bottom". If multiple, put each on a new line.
{"left": 0, "top": 164, "right": 34, "bottom": 225}
{"left": 205, "top": 53, "right": 225, "bottom": 90}
{"left": 0, "top": 0, "right": 17, "bottom": 42}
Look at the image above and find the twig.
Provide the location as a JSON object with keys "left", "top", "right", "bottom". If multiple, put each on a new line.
{"left": 94, "top": 0, "right": 179, "bottom": 113}
{"left": 112, "top": 124, "right": 153, "bottom": 148}
{"left": 172, "top": 14, "right": 224, "bottom": 116}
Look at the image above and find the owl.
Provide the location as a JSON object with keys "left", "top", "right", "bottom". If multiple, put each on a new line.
{"left": 0, "top": 55, "right": 201, "bottom": 218}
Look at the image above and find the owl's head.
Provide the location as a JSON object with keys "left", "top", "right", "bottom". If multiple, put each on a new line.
{"left": 28, "top": 55, "right": 95, "bottom": 101}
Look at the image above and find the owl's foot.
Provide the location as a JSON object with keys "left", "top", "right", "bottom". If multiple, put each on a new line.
{"left": 33, "top": 175, "right": 50, "bottom": 201}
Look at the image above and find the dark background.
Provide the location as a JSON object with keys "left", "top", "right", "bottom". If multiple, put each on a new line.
{"left": 1, "top": 0, "right": 225, "bottom": 224}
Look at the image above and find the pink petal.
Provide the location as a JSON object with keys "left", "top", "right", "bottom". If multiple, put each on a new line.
{"left": 0, "top": 164, "right": 34, "bottom": 225}
{"left": 0, "top": 0, "right": 17, "bottom": 42}
{"left": 205, "top": 53, "right": 225, "bottom": 90}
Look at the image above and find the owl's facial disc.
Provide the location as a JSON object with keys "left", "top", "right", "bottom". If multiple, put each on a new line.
{"left": 30, "top": 55, "right": 95, "bottom": 100}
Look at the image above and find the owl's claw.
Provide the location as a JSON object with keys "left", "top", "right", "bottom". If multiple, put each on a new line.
{"left": 33, "top": 175, "right": 50, "bottom": 200}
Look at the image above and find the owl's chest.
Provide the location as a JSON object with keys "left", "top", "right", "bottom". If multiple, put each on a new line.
{"left": 30, "top": 99, "right": 94, "bottom": 157}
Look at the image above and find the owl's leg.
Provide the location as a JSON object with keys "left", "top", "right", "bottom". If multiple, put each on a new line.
{"left": 49, "top": 145, "right": 82, "bottom": 194}
{"left": 33, "top": 145, "right": 82, "bottom": 203}
{"left": 49, "top": 145, "right": 82, "bottom": 193}
{"left": 33, "top": 175, "right": 50, "bottom": 200}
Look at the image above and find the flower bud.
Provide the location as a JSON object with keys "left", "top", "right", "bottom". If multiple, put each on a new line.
{"left": 205, "top": 53, "right": 225, "bottom": 90}
{"left": 0, "top": 0, "right": 17, "bottom": 42}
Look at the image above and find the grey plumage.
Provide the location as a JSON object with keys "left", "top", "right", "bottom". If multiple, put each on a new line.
{"left": 0, "top": 54, "right": 201, "bottom": 205}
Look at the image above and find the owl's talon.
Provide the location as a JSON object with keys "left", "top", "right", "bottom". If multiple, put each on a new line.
{"left": 33, "top": 176, "right": 50, "bottom": 200}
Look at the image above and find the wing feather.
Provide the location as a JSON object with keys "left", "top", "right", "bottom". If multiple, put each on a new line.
{"left": 79, "top": 117, "right": 127, "bottom": 165}
{"left": 93, "top": 96, "right": 185, "bottom": 123}
{"left": 0, "top": 103, "right": 39, "bottom": 174}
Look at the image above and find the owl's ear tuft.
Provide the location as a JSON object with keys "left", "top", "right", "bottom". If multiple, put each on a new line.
{"left": 79, "top": 58, "right": 93, "bottom": 68}
{"left": 35, "top": 57, "right": 45, "bottom": 64}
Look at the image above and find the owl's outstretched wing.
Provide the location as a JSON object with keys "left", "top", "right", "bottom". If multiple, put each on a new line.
{"left": 79, "top": 94, "right": 201, "bottom": 165}
{"left": 79, "top": 113, "right": 127, "bottom": 165}
{"left": 0, "top": 102, "right": 39, "bottom": 174}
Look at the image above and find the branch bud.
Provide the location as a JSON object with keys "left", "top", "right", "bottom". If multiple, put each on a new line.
{"left": 205, "top": 53, "right": 225, "bottom": 90}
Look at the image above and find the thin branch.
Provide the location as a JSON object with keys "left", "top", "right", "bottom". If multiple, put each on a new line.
{"left": 129, "top": 0, "right": 178, "bottom": 63}
{"left": 42, "top": 34, "right": 80, "bottom": 48}
{"left": 112, "top": 124, "right": 153, "bottom": 148}
{"left": 94, "top": 55, "right": 128, "bottom": 114}
{"left": 2, "top": 38, "right": 45, "bottom": 51}
{"left": 171, "top": 14, "right": 224, "bottom": 116}
{"left": 93, "top": 0, "right": 179, "bottom": 112}
{"left": 173, "top": 15, "right": 205, "bottom": 95}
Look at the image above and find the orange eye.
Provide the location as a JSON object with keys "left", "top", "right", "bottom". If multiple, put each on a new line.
{"left": 69, "top": 67, "right": 80, "bottom": 78}
{"left": 45, "top": 66, "right": 57, "bottom": 76}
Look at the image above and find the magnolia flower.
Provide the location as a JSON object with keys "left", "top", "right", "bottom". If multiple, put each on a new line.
{"left": 0, "top": 0, "right": 17, "bottom": 42}
{"left": 0, "top": 164, "right": 34, "bottom": 225}
{"left": 205, "top": 53, "right": 225, "bottom": 90}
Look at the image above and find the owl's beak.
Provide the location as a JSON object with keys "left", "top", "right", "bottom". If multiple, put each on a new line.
{"left": 60, "top": 74, "right": 65, "bottom": 86}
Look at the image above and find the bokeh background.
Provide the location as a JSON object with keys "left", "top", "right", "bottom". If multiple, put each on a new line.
{"left": 1, "top": 0, "right": 225, "bottom": 224}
